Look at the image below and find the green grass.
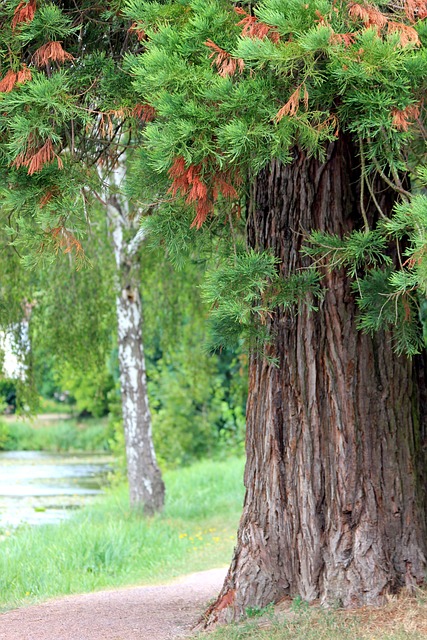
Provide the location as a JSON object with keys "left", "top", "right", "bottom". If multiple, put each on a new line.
{"left": 0, "top": 456, "right": 245, "bottom": 611}
{"left": 201, "top": 591, "right": 427, "bottom": 640}
{"left": 0, "top": 416, "right": 112, "bottom": 452}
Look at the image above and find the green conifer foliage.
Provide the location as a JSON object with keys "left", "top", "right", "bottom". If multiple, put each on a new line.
{"left": 0, "top": 1, "right": 426, "bottom": 427}
{"left": 1, "top": 3, "right": 426, "bottom": 353}
{"left": 124, "top": 0, "right": 427, "bottom": 354}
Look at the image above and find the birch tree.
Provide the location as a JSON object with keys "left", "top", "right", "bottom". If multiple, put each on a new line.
{"left": 102, "top": 161, "right": 164, "bottom": 511}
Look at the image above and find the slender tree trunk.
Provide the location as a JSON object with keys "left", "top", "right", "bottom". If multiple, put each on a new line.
{"left": 114, "top": 256, "right": 165, "bottom": 513}
{"left": 205, "top": 137, "right": 427, "bottom": 623}
{"left": 106, "top": 171, "right": 165, "bottom": 514}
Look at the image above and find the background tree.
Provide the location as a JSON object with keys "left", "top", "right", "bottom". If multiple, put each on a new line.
{"left": 123, "top": 0, "right": 427, "bottom": 621}
{"left": 0, "top": 0, "right": 167, "bottom": 512}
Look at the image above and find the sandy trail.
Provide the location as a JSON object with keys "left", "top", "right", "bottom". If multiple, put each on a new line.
{"left": 0, "top": 568, "right": 226, "bottom": 640}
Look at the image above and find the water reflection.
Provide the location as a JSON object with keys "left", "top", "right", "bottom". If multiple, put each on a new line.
{"left": 0, "top": 451, "right": 112, "bottom": 526}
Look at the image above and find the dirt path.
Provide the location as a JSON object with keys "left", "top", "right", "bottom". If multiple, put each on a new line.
{"left": 0, "top": 568, "right": 226, "bottom": 640}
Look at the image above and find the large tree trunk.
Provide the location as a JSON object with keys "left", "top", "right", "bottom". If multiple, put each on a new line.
{"left": 106, "top": 169, "right": 165, "bottom": 515}
{"left": 205, "top": 137, "right": 427, "bottom": 623}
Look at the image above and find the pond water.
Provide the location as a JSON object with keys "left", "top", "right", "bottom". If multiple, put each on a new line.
{"left": 0, "top": 451, "right": 112, "bottom": 527}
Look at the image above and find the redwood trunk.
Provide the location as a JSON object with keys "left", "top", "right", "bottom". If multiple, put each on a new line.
{"left": 206, "top": 137, "right": 427, "bottom": 623}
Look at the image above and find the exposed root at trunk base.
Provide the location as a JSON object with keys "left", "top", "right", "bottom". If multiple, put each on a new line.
{"left": 196, "top": 587, "right": 237, "bottom": 629}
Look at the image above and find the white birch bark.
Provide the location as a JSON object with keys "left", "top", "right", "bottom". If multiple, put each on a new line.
{"left": 103, "top": 163, "right": 165, "bottom": 513}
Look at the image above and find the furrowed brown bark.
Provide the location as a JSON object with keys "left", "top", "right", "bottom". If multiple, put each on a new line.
{"left": 204, "top": 136, "right": 427, "bottom": 624}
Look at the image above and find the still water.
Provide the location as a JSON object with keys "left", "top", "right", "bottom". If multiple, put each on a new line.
{"left": 0, "top": 451, "right": 112, "bottom": 527}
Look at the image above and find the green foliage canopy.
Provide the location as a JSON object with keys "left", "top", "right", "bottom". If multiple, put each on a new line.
{"left": 123, "top": 0, "right": 427, "bottom": 354}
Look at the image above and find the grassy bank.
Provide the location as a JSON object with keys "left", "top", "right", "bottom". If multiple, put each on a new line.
{"left": 201, "top": 590, "right": 427, "bottom": 640}
{"left": 0, "top": 457, "right": 244, "bottom": 611}
{"left": 0, "top": 416, "right": 112, "bottom": 452}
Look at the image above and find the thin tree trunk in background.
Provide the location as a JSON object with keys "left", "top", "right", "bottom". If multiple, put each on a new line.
{"left": 105, "top": 167, "right": 165, "bottom": 514}
{"left": 205, "top": 137, "right": 427, "bottom": 623}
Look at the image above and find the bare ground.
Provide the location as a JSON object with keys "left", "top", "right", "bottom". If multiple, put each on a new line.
{"left": 0, "top": 568, "right": 226, "bottom": 640}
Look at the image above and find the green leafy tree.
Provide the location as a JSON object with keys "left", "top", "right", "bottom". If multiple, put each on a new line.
{"left": 140, "top": 252, "right": 247, "bottom": 466}
{"left": 29, "top": 222, "right": 117, "bottom": 418}
{"left": 122, "top": 0, "right": 427, "bottom": 622}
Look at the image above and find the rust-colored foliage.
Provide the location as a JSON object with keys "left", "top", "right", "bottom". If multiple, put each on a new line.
{"left": 348, "top": 3, "right": 388, "bottom": 28}
{"left": 212, "top": 169, "right": 241, "bottom": 200}
{"left": 186, "top": 165, "right": 209, "bottom": 203}
{"left": 392, "top": 104, "right": 420, "bottom": 130}
{"left": 403, "top": 0, "right": 427, "bottom": 22}
{"left": 128, "top": 22, "right": 147, "bottom": 41}
{"left": 0, "top": 70, "right": 18, "bottom": 93}
{"left": 39, "top": 186, "right": 60, "bottom": 207}
{"left": 33, "top": 41, "right": 74, "bottom": 66}
{"left": 205, "top": 39, "right": 244, "bottom": 77}
{"left": 168, "top": 156, "right": 212, "bottom": 228}
{"left": 235, "top": 7, "right": 280, "bottom": 43}
{"left": 133, "top": 103, "right": 157, "bottom": 122}
{"left": 168, "top": 156, "right": 241, "bottom": 228}
{"left": 275, "top": 86, "right": 305, "bottom": 122}
{"left": 403, "top": 245, "right": 427, "bottom": 269}
{"left": 50, "top": 226, "right": 83, "bottom": 256}
{"left": 96, "top": 112, "right": 115, "bottom": 139}
{"left": 11, "top": 0, "right": 36, "bottom": 31}
{"left": 168, "top": 156, "right": 190, "bottom": 195}
{"left": 39, "top": 192, "right": 54, "bottom": 207}
{"left": 12, "top": 138, "right": 63, "bottom": 175}
{"left": 0, "top": 66, "right": 31, "bottom": 92}
{"left": 94, "top": 109, "right": 129, "bottom": 139}
{"left": 320, "top": 113, "right": 340, "bottom": 136}
{"left": 315, "top": 9, "right": 328, "bottom": 25}
{"left": 387, "top": 21, "right": 420, "bottom": 46}
{"left": 190, "top": 200, "right": 213, "bottom": 229}
{"left": 348, "top": 2, "right": 421, "bottom": 46}
{"left": 330, "top": 32, "right": 356, "bottom": 46}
